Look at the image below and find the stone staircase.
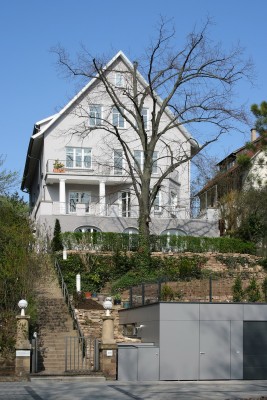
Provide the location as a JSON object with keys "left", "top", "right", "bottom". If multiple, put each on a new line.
{"left": 35, "top": 267, "right": 81, "bottom": 374}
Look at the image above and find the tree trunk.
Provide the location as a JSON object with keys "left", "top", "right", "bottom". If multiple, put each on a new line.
{"left": 138, "top": 179, "right": 151, "bottom": 255}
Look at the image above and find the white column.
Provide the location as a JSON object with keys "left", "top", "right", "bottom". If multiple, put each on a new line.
{"left": 59, "top": 179, "right": 66, "bottom": 214}
{"left": 99, "top": 180, "right": 106, "bottom": 216}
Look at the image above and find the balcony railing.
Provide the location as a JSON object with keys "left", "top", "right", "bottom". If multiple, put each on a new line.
{"left": 43, "top": 201, "right": 192, "bottom": 219}
{"left": 47, "top": 159, "right": 132, "bottom": 177}
{"left": 46, "top": 159, "right": 180, "bottom": 180}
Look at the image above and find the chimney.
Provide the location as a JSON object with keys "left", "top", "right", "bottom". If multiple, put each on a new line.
{"left": 251, "top": 128, "right": 257, "bottom": 142}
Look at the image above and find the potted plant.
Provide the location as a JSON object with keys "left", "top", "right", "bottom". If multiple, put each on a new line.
{"left": 53, "top": 159, "right": 65, "bottom": 172}
{"left": 113, "top": 293, "right": 122, "bottom": 305}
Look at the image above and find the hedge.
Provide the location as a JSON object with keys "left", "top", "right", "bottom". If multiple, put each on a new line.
{"left": 61, "top": 232, "right": 256, "bottom": 254}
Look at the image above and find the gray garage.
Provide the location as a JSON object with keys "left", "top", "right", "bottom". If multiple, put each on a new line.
{"left": 118, "top": 303, "right": 267, "bottom": 381}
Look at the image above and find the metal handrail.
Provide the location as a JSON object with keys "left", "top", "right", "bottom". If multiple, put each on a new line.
{"left": 54, "top": 259, "right": 84, "bottom": 339}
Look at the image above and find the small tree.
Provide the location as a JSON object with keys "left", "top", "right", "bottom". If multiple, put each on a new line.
{"left": 232, "top": 275, "right": 244, "bottom": 302}
{"left": 246, "top": 276, "right": 261, "bottom": 302}
{"left": 51, "top": 218, "right": 63, "bottom": 252}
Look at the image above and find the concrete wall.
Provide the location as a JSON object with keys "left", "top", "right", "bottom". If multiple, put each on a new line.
{"left": 37, "top": 213, "right": 219, "bottom": 238}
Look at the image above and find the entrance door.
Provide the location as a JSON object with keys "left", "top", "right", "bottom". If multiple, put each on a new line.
{"left": 69, "top": 192, "right": 90, "bottom": 213}
{"left": 199, "top": 321, "right": 231, "bottom": 380}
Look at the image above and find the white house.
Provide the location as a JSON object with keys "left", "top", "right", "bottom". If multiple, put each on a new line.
{"left": 21, "top": 51, "right": 218, "bottom": 237}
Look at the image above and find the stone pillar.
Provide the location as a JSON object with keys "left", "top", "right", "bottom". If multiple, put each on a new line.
{"left": 99, "top": 180, "right": 106, "bottom": 216}
{"left": 99, "top": 315, "right": 117, "bottom": 379}
{"left": 15, "top": 315, "right": 31, "bottom": 376}
{"left": 59, "top": 178, "right": 66, "bottom": 214}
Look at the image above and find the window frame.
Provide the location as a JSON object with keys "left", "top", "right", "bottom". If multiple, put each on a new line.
{"left": 114, "top": 72, "right": 125, "bottom": 88}
{"left": 141, "top": 108, "right": 149, "bottom": 130}
{"left": 134, "top": 150, "right": 158, "bottom": 174}
{"left": 69, "top": 191, "right": 91, "bottom": 213}
{"left": 153, "top": 190, "right": 161, "bottom": 213}
{"left": 66, "top": 147, "right": 92, "bottom": 169}
{"left": 120, "top": 191, "right": 131, "bottom": 217}
{"left": 114, "top": 149, "right": 124, "bottom": 175}
{"left": 89, "top": 104, "right": 102, "bottom": 127}
{"left": 112, "top": 107, "right": 125, "bottom": 128}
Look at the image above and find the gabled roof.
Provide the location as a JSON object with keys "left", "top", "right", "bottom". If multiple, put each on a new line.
{"left": 30, "top": 50, "right": 194, "bottom": 143}
{"left": 21, "top": 50, "right": 197, "bottom": 191}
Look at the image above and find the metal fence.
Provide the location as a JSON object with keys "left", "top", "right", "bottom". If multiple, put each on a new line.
{"left": 127, "top": 276, "right": 262, "bottom": 307}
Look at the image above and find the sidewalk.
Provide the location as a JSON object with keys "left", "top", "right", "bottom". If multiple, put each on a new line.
{"left": 1, "top": 380, "right": 267, "bottom": 400}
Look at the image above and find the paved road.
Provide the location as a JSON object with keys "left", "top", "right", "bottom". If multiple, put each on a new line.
{"left": 1, "top": 380, "right": 267, "bottom": 400}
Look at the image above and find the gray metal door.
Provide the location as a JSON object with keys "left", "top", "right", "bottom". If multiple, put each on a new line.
{"left": 118, "top": 346, "right": 138, "bottom": 381}
{"left": 244, "top": 321, "right": 267, "bottom": 379}
{"left": 200, "top": 321, "right": 231, "bottom": 380}
{"left": 230, "top": 321, "right": 243, "bottom": 379}
{"left": 160, "top": 321, "right": 199, "bottom": 380}
{"left": 137, "top": 347, "right": 159, "bottom": 381}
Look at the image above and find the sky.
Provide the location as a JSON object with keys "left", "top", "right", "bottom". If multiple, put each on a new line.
{"left": 0, "top": 0, "right": 267, "bottom": 195}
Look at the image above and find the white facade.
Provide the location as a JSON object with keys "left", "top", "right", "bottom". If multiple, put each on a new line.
{"left": 21, "top": 51, "right": 218, "bottom": 237}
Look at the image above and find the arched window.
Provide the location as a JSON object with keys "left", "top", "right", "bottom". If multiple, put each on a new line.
{"left": 160, "top": 228, "right": 187, "bottom": 236}
{"left": 74, "top": 226, "right": 101, "bottom": 233}
{"left": 160, "top": 228, "right": 187, "bottom": 251}
{"left": 123, "top": 227, "right": 139, "bottom": 234}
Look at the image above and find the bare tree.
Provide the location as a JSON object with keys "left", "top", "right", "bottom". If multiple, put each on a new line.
{"left": 52, "top": 20, "right": 252, "bottom": 248}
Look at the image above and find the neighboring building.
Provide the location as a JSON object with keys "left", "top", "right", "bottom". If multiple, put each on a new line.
{"left": 197, "top": 129, "right": 267, "bottom": 225}
{"left": 21, "top": 51, "right": 218, "bottom": 237}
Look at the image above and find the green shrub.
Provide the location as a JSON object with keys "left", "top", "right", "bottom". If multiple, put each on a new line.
{"left": 161, "top": 284, "right": 175, "bottom": 301}
{"left": 232, "top": 275, "right": 244, "bottom": 302}
{"left": 60, "top": 232, "right": 256, "bottom": 254}
{"left": 246, "top": 276, "right": 261, "bottom": 302}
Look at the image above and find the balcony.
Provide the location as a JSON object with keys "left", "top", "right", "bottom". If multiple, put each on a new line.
{"left": 46, "top": 159, "right": 133, "bottom": 183}
{"left": 38, "top": 199, "right": 191, "bottom": 220}
{"left": 45, "top": 159, "right": 180, "bottom": 184}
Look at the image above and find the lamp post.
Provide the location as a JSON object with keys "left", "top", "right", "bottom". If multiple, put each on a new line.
{"left": 103, "top": 297, "right": 113, "bottom": 316}
{"left": 15, "top": 299, "right": 31, "bottom": 376}
{"left": 18, "top": 299, "right": 28, "bottom": 317}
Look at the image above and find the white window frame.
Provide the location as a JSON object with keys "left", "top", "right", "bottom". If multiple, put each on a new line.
{"left": 114, "top": 149, "right": 124, "bottom": 175}
{"left": 89, "top": 105, "right": 102, "bottom": 127}
{"left": 112, "top": 107, "right": 125, "bottom": 128}
{"left": 120, "top": 191, "right": 131, "bottom": 217}
{"left": 170, "top": 191, "right": 178, "bottom": 207}
{"left": 153, "top": 190, "right": 161, "bottom": 213}
{"left": 114, "top": 72, "right": 125, "bottom": 88}
{"left": 134, "top": 150, "right": 158, "bottom": 174}
{"left": 66, "top": 147, "right": 92, "bottom": 169}
{"left": 69, "top": 191, "right": 91, "bottom": 213}
{"left": 141, "top": 108, "right": 149, "bottom": 130}
{"left": 75, "top": 226, "right": 101, "bottom": 233}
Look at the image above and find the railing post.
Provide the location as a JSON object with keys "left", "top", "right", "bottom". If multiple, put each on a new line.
{"left": 158, "top": 281, "right": 162, "bottom": 301}
{"left": 142, "top": 283, "right": 145, "bottom": 306}
{"left": 94, "top": 339, "right": 100, "bottom": 371}
{"left": 129, "top": 287, "right": 133, "bottom": 307}
{"left": 209, "top": 275, "right": 212, "bottom": 303}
